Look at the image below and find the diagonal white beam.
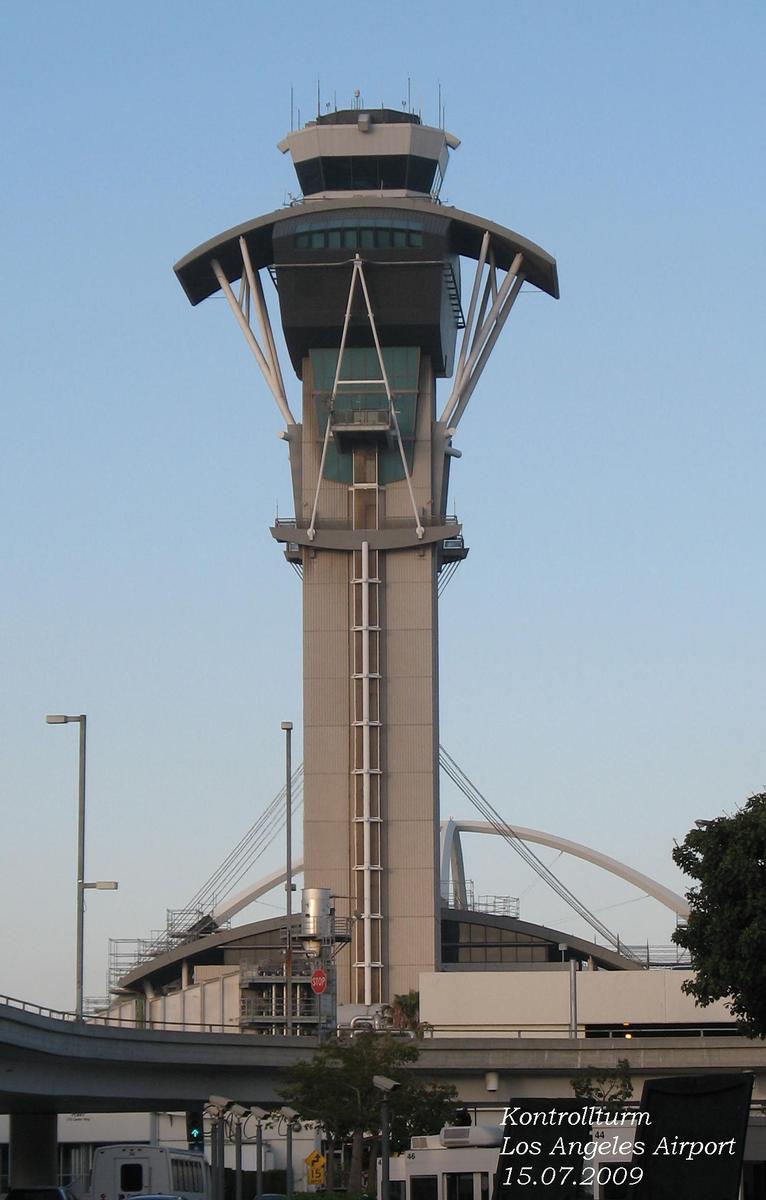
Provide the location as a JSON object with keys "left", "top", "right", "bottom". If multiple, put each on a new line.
{"left": 210, "top": 258, "right": 295, "bottom": 426}
{"left": 440, "top": 231, "right": 491, "bottom": 423}
{"left": 449, "top": 266, "right": 526, "bottom": 430}
{"left": 355, "top": 257, "right": 424, "bottom": 538}
{"left": 443, "top": 253, "right": 523, "bottom": 430}
{"left": 239, "top": 236, "right": 289, "bottom": 407}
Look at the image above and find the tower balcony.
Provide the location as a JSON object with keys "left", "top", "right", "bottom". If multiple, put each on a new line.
{"left": 274, "top": 513, "right": 467, "bottom": 561}
{"left": 330, "top": 404, "right": 393, "bottom": 452}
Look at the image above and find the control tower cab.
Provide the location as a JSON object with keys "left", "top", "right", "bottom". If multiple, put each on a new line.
{"left": 175, "top": 107, "right": 558, "bottom": 1008}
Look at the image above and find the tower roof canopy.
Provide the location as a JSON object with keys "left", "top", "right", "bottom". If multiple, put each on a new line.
{"left": 174, "top": 197, "right": 560, "bottom": 305}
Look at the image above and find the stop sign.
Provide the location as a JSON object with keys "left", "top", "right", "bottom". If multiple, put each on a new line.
{"left": 311, "top": 968, "right": 328, "bottom": 994}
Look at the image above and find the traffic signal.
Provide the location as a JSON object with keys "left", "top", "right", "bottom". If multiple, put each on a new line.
{"left": 186, "top": 1109, "right": 204, "bottom": 1150}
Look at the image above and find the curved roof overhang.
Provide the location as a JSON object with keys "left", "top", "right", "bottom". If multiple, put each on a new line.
{"left": 445, "top": 909, "right": 643, "bottom": 972}
{"left": 116, "top": 906, "right": 637, "bottom": 995}
{"left": 174, "top": 197, "right": 559, "bottom": 306}
{"left": 117, "top": 914, "right": 286, "bottom": 993}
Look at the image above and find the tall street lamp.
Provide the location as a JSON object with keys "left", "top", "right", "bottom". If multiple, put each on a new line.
{"left": 207, "top": 1095, "right": 230, "bottom": 1200}
{"left": 250, "top": 1106, "right": 268, "bottom": 1199}
{"left": 281, "top": 720, "right": 293, "bottom": 1035}
{"left": 46, "top": 714, "right": 118, "bottom": 1018}
{"left": 280, "top": 1106, "right": 299, "bottom": 1200}
{"left": 373, "top": 1075, "right": 400, "bottom": 1200}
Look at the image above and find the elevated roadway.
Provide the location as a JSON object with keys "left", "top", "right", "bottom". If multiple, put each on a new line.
{"left": 3, "top": 1000, "right": 766, "bottom": 1115}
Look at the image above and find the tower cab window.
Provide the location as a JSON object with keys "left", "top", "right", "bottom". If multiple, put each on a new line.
{"left": 294, "top": 227, "right": 423, "bottom": 251}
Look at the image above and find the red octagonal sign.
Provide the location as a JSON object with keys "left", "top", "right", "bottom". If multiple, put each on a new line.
{"left": 310, "top": 968, "right": 328, "bottom": 995}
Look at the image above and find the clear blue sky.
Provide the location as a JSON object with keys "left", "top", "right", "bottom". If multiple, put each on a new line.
{"left": 1, "top": 1, "right": 764, "bottom": 1010}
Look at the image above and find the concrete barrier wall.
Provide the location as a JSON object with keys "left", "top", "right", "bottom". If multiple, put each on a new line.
{"left": 419, "top": 969, "right": 733, "bottom": 1035}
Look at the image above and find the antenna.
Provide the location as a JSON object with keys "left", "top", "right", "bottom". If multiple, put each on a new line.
{"left": 290, "top": 85, "right": 294, "bottom": 132}
{"left": 438, "top": 81, "right": 441, "bottom": 129}
{"left": 317, "top": 78, "right": 320, "bottom": 118}
{"left": 407, "top": 75, "right": 411, "bottom": 113}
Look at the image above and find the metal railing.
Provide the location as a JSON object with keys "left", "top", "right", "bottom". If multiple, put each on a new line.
{"left": 447, "top": 880, "right": 520, "bottom": 918}
{"left": 331, "top": 408, "right": 390, "bottom": 427}
{"left": 620, "top": 943, "right": 692, "bottom": 968}
{"left": 0, "top": 991, "right": 79, "bottom": 1022}
{"left": 421, "top": 1021, "right": 741, "bottom": 1040}
{"left": 274, "top": 513, "right": 460, "bottom": 531}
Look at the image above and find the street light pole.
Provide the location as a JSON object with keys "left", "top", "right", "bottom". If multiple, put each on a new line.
{"left": 75, "top": 714, "right": 86, "bottom": 1021}
{"left": 280, "top": 1107, "right": 299, "bottom": 1200}
{"left": 373, "top": 1075, "right": 400, "bottom": 1200}
{"left": 47, "top": 713, "right": 87, "bottom": 1018}
{"left": 281, "top": 720, "right": 293, "bottom": 1035}
{"left": 47, "top": 714, "right": 117, "bottom": 1020}
{"left": 249, "top": 1107, "right": 267, "bottom": 1200}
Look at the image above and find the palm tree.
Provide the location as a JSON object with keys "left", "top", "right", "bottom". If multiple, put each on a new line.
{"left": 383, "top": 990, "right": 423, "bottom": 1034}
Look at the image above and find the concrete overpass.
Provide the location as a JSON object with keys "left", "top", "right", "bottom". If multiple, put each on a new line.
{"left": 7, "top": 999, "right": 766, "bottom": 1115}
{"left": 4, "top": 999, "right": 766, "bottom": 1184}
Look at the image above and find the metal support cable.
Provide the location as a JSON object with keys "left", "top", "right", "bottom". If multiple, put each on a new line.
{"left": 182, "top": 768, "right": 304, "bottom": 914}
{"left": 438, "top": 746, "right": 639, "bottom": 960}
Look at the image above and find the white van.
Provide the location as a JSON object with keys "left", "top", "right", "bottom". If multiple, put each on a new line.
{"left": 90, "top": 1145, "right": 210, "bottom": 1200}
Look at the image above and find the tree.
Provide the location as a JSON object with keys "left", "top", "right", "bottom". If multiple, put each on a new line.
{"left": 382, "top": 990, "right": 421, "bottom": 1033}
{"left": 672, "top": 792, "right": 766, "bottom": 1037}
{"left": 281, "top": 1032, "right": 458, "bottom": 1193}
{"left": 570, "top": 1058, "right": 633, "bottom": 1108}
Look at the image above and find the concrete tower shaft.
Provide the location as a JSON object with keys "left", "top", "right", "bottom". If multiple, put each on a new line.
{"left": 174, "top": 109, "right": 559, "bottom": 1009}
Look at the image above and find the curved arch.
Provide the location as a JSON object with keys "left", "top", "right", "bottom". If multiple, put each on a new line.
{"left": 215, "top": 820, "right": 689, "bottom": 928}
{"left": 211, "top": 861, "right": 304, "bottom": 926}
{"left": 439, "top": 820, "right": 689, "bottom": 919}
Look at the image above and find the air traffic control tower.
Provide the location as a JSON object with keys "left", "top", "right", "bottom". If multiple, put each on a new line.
{"left": 174, "top": 106, "right": 558, "bottom": 1008}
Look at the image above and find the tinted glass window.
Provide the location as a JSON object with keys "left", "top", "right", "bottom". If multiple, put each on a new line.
{"left": 407, "top": 156, "right": 437, "bottom": 192}
{"left": 353, "top": 157, "right": 379, "bottom": 189}
{"left": 296, "top": 159, "right": 323, "bottom": 195}
{"left": 322, "top": 157, "right": 353, "bottom": 190}
{"left": 411, "top": 1177, "right": 438, "bottom": 1200}
{"left": 445, "top": 1174, "right": 474, "bottom": 1200}
{"left": 120, "top": 1164, "right": 143, "bottom": 1192}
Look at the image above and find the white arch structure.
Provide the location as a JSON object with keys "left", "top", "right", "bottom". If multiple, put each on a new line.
{"left": 439, "top": 819, "right": 689, "bottom": 917}
{"left": 211, "top": 820, "right": 689, "bottom": 927}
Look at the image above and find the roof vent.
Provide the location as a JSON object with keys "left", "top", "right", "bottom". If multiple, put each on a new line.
{"left": 440, "top": 1126, "right": 504, "bottom": 1148}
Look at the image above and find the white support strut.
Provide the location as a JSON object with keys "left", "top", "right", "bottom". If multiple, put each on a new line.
{"left": 210, "top": 257, "right": 295, "bottom": 427}
{"left": 439, "top": 247, "right": 525, "bottom": 430}
{"left": 355, "top": 257, "right": 424, "bottom": 538}
{"left": 307, "top": 255, "right": 424, "bottom": 541}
